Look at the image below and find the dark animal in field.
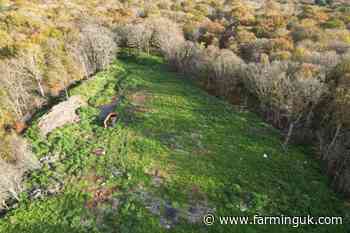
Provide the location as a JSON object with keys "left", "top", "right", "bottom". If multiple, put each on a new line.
{"left": 103, "top": 112, "right": 118, "bottom": 128}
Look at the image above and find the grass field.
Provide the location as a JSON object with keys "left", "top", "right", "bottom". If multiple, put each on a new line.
{"left": 0, "top": 54, "right": 348, "bottom": 233}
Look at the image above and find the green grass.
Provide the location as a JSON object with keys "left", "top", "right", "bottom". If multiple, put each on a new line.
{"left": 0, "top": 53, "right": 349, "bottom": 233}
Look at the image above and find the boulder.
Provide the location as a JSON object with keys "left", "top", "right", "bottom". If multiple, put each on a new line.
{"left": 38, "top": 96, "right": 87, "bottom": 136}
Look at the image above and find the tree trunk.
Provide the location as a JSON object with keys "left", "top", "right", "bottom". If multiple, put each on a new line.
{"left": 283, "top": 113, "right": 304, "bottom": 149}
{"left": 64, "top": 87, "right": 69, "bottom": 100}
{"left": 36, "top": 79, "right": 45, "bottom": 97}
{"left": 305, "top": 110, "right": 313, "bottom": 127}
{"left": 326, "top": 123, "right": 342, "bottom": 157}
{"left": 283, "top": 121, "right": 295, "bottom": 148}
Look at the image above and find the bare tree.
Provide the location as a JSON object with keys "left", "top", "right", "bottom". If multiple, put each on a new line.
{"left": 146, "top": 17, "right": 185, "bottom": 59}
{"left": 165, "top": 41, "right": 198, "bottom": 72}
{"left": 70, "top": 24, "right": 118, "bottom": 77}
{"left": 210, "top": 48, "right": 245, "bottom": 96}
{"left": 24, "top": 52, "right": 46, "bottom": 98}
{"left": 0, "top": 59, "right": 37, "bottom": 118}
{"left": 0, "top": 135, "right": 39, "bottom": 209}
{"left": 243, "top": 61, "right": 328, "bottom": 147}
{"left": 117, "top": 23, "right": 153, "bottom": 54}
{"left": 323, "top": 68, "right": 350, "bottom": 158}
{"left": 302, "top": 50, "right": 340, "bottom": 68}
{"left": 116, "top": 18, "right": 188, "bottom": 62}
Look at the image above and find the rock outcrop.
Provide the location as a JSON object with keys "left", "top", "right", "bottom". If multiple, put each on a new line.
{"left": 38, "top": 96, "right": 87, "bottom": 136}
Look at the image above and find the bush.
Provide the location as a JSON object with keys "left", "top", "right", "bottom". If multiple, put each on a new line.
{"left": 315, "top": 0, "right": 328, "bottom": 6}
{"left": 315, "top": 58, "right": 350, "bottom": 194}
{"left": 0, "top": 55, "right": 41, "bottom": 119}
{"left": 323, "top": 18, "right": 346, "bottom": 29}
{"left": 202, "top": 47, "right": 245, "bottom": 96}
{"left": 0, "top": 134, "right": 39, "bottom": 209}
{"left": 291, "top": 25, "right": 324, "bottom": 42}
{"left": 40, "top": 38, "right": 84, "bottom": 96}
{"left": 165, "top": 41, "right": 199, "bottom": 73}
{"left": 327, "top": 59, "right": 350, "bottom": 129}
{"left": 270, "top": 51, "right": 292, "bottom": 61}
{"left": 229, "top": 0, "right": 255, "bottom": 25}
{"left": 300, "top": 50, "right": 340, "bottom": 68}
{"left": 0, "top": 30, "right": 12, "bottom": 49}
{"left": 116, "top": 23, "right": 153, "bottom": 54}
{"left": 243, "top": 61, "right": 327, "bottom": 145}
{"left": 147, "top": 17, "right": 185, "bottom": 60}
{"left": 300, "top": 5, "right": 330, "bottom": 22}
{"left": 115, "top": 17, "right": 185, "bottom": 57}
{"left": 73, "top": 24, "right": 118, "bottom": 77}
{"left": 240, "top": 39, "right": 270, "bottom": 62}
{"left": 183, "top": 22, "right": 202, "bottom": 41}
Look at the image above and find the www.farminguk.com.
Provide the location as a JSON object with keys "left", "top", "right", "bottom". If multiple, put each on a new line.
{"left": 203, "top": 214, "right": 343, "bottom": 228}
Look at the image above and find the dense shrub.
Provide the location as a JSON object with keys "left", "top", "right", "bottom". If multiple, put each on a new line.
{"left": 323, "top": 18, "right": 346, "bottom": 29}
{"left": 243, "top": 61, "right": 327, "bottom": 145}
{"left": 0, "top": 134, "right": 39, "bottom": 208}
{"left": 0, "top": 56, "right": 41, "bottom": 119}
{"left": 75, "top": 24, "right": 118, "bottom": 76}
{"left": 147, "top": 17, "right": 185, "bottom": 60}
{"left": 164, "top": 41, "right": 199, "bottom": 73}
{"left": 183, "top": 22, "right": 202, "bottom": 42}
{"left": 229, "top": 0, "right": 255, "bottom": 25}
{"left": 0, "top": 30, "right": 12, "bottom": 51}
{"left": 300, "top": 50, "right": 340, "bottom": 68}
{"left": 328, "top": 40, "right": 350, "bottom": 54}
{"left": 240, "top": 39, "right": 270, "bottom": 62}
{"left": 315, "top": 0, "right": 328, "bottom": 6}
{"left": 116, "top": 17, "right": 185, "bottom": 61}
{"left": 41, "top": 39, "right": 71, "bottom": 96}
{"left": 291, "top": 24, "right": 324, "bottom": 42}
{"left": 116, "top": 22, "right": 153, "bottom": 53}
{"left": 315, "top": 59, "right": 350, "bottom": 194}
{"left": 196, "top": 46, "right": 245, "bottom": 96}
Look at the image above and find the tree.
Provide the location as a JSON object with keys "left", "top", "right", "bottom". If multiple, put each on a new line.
{"left": 0, "top": 57, "right": 39, "bottom": 118}
{"left": 322, "top": 59, "right": 350, "bottom": 158}
{"left": 229, "top": 0, "right": 255, "bottom": 25}
{"left": 78, "top": 24, "right": 118, "bottom": 76}
{"left": 207, "top": 48, "right": 244, "bottom": 96}
{"left": 147, "top": 17, "right": 185, "bottom": 59}
{"left": 0, "top": 134, "right": 38, "bottom": 208}
{"left": 315, "top": 0, "right": 327, "bottom": 6}
{"left": 243, "top": 61, "right": 328, "bottom": 147}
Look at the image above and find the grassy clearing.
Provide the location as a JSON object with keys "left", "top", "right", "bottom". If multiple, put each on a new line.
{"left": 0, "top": 54, "right": 348, "bottom": 233}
